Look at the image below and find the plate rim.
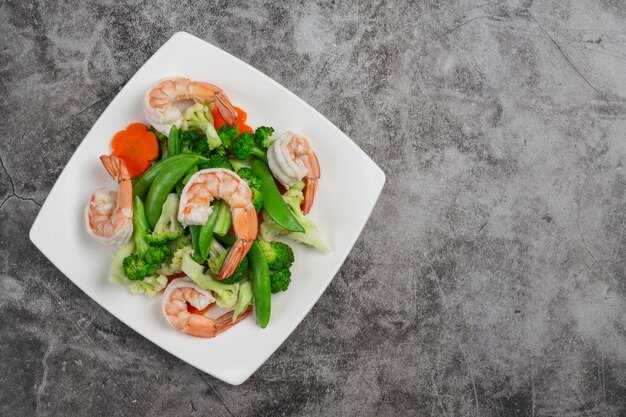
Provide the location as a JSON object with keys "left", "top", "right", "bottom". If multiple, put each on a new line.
{"left": 29, "top": 31, "right": 386, "bottom": 385}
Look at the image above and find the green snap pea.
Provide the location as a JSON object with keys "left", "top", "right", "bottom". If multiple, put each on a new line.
{"left": 197, "top": 200, "right": 222, "bottom": 262}
{"left": 133, "top": 154, "right": 200, "bottom": 198}
{"left": 249, "top": 240, "right": 271, "bottom": 328}
{"left": 146, "top": 158, "right": 199, "bottom": 229}
{"left": 252, "top": 158, "right": 304, "bottom": 233}
{"left": 175, "top": 165, "right": 198, "bottom": 195}
{"left": 216, "top": 232, "right": 236, "bottom": 247}
{"left": 167, "top": 125, "right": 180, "bottom": 156}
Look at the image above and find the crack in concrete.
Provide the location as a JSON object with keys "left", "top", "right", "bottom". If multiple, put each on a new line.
{"left": 195, "top": 369, "right": 236, "bottom": 417}
{"left": 447, "top": 15, "right": 496, "bottom": 34}
{"left": 35, "top": 336, "right": 56, "bottom": 417}
{"left": 529, "top": 12, "right": 603, "bottom": 99}
{"left": 0, "top": 153, "right": 42, "bottom": 210}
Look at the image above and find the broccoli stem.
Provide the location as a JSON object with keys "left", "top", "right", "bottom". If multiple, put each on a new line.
{"left": 233, "top": 281, "right": 253, "bottom": 321}
{"left": 213, "top": 201, "right": 232, "bottom": 236}
{"left": 251, "top": 148, "right": 268, "bottom": 163}
{"left": 230, "top": 159, "right": 250, "bottom": 171}
{"left": 209, "top": 237, "right": 226, "bottom": 258}
{"left": 132, "top": 196, "right": 150, "bottom": 256}
{"left": 205, "top": 124, "right": 222, "bottom": 150}
{"left": 291, "top": 181, "right": 305, "bottom": 191}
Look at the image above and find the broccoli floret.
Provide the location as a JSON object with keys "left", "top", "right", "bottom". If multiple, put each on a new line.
{"left": 254, "top": 126, "right": 274, "bottom": 150}
{"left": 236, "top": 167, "right": 263, "bottom": 212}
{"left": 207, "top": 250, "right": 228, "bottom": 276}
{"left": 250, "top": 188, "right": 263, "bottom": 212}
{"left": 180, "top": 129, "right": 210, "bottom": 157}
{"left": 231, "top": 132, "right": 267, "bottom": 161}
{"left": 123, "top": 245, "right": 170, "bottom": 281}
{"left": 259, "top": 189, "right": 329, "bottom": 253}
{"left": 158, "top": 245, "right": 192, "bottom": 276}
{"left": 220, "top": 257, "right": 249, "bottom": 285}
{"left": 258, "top": 240, "right": 294, "bottom": 270}
{"left": 146, "top": 194, "right": 184, "bottom": 245}
{"left": 182, "top": 103, "right": 221, "bottom": 149}
{"left": 236, "top": 167, "right": 261, "bottom": 189}
{"left": 207, "top": 154, "right": 234, "bottom": 170}
{"left": 217, "top": 124, "right": 239, "bottom": 149}
{"left": 181, "top": 251, "right": 240, "bottom": 308}
{"left": 123, "top": 197, "right": 171, "bottom": 281}
{"left": 230, "top": 159, "right": 250, "bottom": 171}
{"left": 270, "top": 269, "right": 291, "bottom": 294}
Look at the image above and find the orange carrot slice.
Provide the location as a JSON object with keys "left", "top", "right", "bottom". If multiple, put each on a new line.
{"left": 111, "top": 123, "right": 159, "bottom": 177}
{"left": 212, "top": 106, "right": 254, "bottom": 134}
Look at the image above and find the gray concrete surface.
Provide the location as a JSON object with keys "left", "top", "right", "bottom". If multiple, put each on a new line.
{"left": 2, "top": 0, "right": 626, "bottom": 415}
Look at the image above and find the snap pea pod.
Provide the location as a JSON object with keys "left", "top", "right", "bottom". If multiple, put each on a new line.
{"left": 199, "top": 201, "right": 222, "bottom": 262}
{"left": 146, "top": 158, "right": 199, "bottom": 229}
{"left": 175, "top": 165, "right": 198, "bottom": 195}
{"left": 251, "top": 158, "right": 304, "bottom": 233}
{"left": 167, "top": 125, "right": 180, "bottom": 156}
{"left": 133, "top": 154, "right": 200, "bottom": 198}
{"left": 248, "top": 240, "right": 271, "bottom": 328}
{"left": 216, "top": 232, "right": 236, "bottom": 246}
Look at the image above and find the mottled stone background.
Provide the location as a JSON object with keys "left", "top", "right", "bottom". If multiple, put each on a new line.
{"left": 2, "top": 0, "right": 626, "bottom": 415}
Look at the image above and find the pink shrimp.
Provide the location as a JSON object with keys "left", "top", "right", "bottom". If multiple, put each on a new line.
{"left": 144, "top": 77, "right": 238, "bottom": 136}
{"left": 162, "top": 278, "right": 252, "bottom": 338}
{"left": 267, "top": 132, "right": 320, "bottom": 214}
{"left": 85, "top": 155, "right": 133, "bottom": 246}
{"left": 178, "top": 168, "right": 258, "bottom": 279}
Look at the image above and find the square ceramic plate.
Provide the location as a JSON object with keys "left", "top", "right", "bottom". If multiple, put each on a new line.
{"left": 29, "top": 31, "right": 385, "bottom": 385}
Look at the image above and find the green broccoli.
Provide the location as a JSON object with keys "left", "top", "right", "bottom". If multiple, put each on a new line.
{"left": 123, "top": 197, "right": 170, "bottom": 281}
{"left": 182, "top": 103, "right": 221, "bottom": 150}
{"left": 254, "top": 126, "right": 274, "bottom": 150}
{"left": 230, "top": 159, "right": 250, "bottom": 171}
{"left": 179, "top": 129, "right": 210, "bottom": 157}
{"left": 231, "top": 132, "right": 268, "bottom": 162}
{"left": 259, "top": 189, "right": 329, "bottom": 253}
{"left": 146, "top": 193, "right": 184, "bottom": 245}
{"left": 235, "top": 167, "right": 261, "bottom": 189}
{"left": 181, "top": 251, "right": 239, "bottom": 308}
{"left": 258, "top": 240, "right": 294, "bottom": 271}
{"left": 217, "top": 124, "right": 239, "bottom": 149}
{"left": 206, "top": 154, "right": 234, "bottom": 170}
{"left": 236, "top": 167, "right": 263, "bottom": 212}
{"left": 270, "top": 269, "right": 291, "bottom": 294}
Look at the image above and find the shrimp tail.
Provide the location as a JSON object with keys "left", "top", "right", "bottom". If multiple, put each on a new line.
{"left": 214, "top": 305, "right": 253, "bottom": 334}
{"left": 214, "top": 92, "right": 238, "bottom": 127}
{"left": 302, "top": 177, "right": 319, "bottom": 215}
{"left": 218, "top": 239, "right": 253, "bottom": 279}
{"left": 100, "top": 155, "right": 130, "bottom": 183}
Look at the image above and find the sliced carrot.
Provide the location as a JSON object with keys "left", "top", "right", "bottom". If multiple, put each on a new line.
{"left": 235, "top": 106, "right": 247, "bottom": 124}
{"left": 212, "top": 105, "right": 253, "bottom": 133}
{"left": 212, "top": 106, "right": 226, "bottom": 129}
{"left": 111, "top": 123, "right": 159, "bottom": 177}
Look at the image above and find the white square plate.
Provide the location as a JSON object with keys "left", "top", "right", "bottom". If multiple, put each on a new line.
{"left": 29, "top": 32, "right": 385, "bottom": 385}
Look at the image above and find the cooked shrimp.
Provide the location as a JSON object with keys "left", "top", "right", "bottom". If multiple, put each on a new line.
{"left": 178, "top": 168, "right": 258, "bottom": 279}
{"left": 144, "top": 77, "right": 238, "bottom": 136}
{"left": 267, "top": 131, "right": 320, "bottom": 214}
{"left": 163, "top": 277, "right": 252, "bottom": 338}
{"left": 85, "top": 155, "right": 133, "bottom": 246}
